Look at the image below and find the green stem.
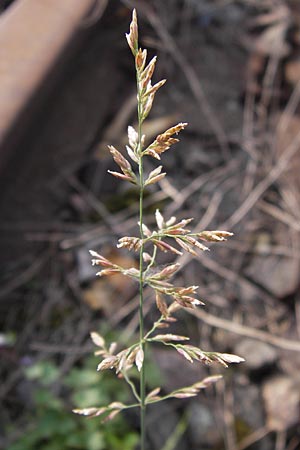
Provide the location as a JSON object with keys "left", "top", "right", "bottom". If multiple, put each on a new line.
{"left": 139, "top": 186, "right": 146, "bottom": 450}
{"left": 144, "top": 315, "right": 164, "bottom": 340}
{"left": 137, "top": 69, "right": 146, "bottom": 450}
{"left": 144, "top": 245, "right": 158, "bottom": 275}
{"left": 122, "top": 370, "right": 141, "bottom": 402}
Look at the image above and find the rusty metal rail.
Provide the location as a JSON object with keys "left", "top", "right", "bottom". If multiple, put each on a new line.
{"left": 0, "top": 0, "right": 102, "bottom": 170}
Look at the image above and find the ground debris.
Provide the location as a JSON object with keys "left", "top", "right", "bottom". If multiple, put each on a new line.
{"left": 263, "top": 375, "right": 300, "bottom": 431}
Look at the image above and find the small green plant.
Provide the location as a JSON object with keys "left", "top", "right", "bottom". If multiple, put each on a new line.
{"left": 8, "top": 358, "right": 138, "bottom": 450}
{"left": 74, "top": 10, "right": 244, "bottom": 449}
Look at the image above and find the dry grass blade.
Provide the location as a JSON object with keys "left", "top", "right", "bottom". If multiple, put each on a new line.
{"left": 191, "top": 308, "right": 300, "bottom": 353}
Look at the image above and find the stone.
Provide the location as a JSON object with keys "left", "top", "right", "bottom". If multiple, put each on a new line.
{"left": 187, "top": 401, "right": 222, "bottom": 449}
{"left": 262, "top": 375, "right": 300, "bottom": 431}
{"left": 245, "top": 255, "right": 299, "bottom": 298}
{"left": 234, "top": 339, "right": 277, "bottom": 371}
{"left": 234, "top": 378, "right": 264, "bottom": 430}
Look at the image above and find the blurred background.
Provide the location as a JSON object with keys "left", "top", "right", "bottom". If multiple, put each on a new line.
{"left": 1, "top": 0, "right": 300, "bottom": 449}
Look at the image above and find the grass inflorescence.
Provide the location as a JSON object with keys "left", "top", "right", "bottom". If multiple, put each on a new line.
{"left": 73, "top": 9, "right": 244, "bottom": 450}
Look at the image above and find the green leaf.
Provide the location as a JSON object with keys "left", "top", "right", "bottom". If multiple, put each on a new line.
{"left": 72, "top": 387, "right": 106, "bottom": 408}
{"left": 87, "top": 431, "right": 105, "bottom": 450}
{"left": 25, "top": 361, "right": 59, "bottom": 385}
{"left": 34, "top": 389, "right": 63, "bottom": 410}
{"left": 65, "top": 368, "right": 100, "bottom": 388}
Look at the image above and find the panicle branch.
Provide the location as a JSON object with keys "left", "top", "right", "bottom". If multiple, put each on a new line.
{"left": 107, "top": 145, "right": 137, "bottom": 184}
{"left": 143, "top": 122, "right": 188, "bottom": 160}
{"left": 171, "top": 344, "right": 245, "bottom": 367}
{"left": 117, "top": 209, "right": 233, "bottom": 258}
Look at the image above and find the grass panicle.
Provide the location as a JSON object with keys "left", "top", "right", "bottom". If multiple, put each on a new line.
{"left": 73, "top": 9, "right": 244, "bottom": 449}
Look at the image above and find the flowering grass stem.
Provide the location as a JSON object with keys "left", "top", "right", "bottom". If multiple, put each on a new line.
{"left": 73, "top": 10, "right": 244, "bottom": 449}
{"left": 137, "top": 66, "right": 146, "bottom": 450}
